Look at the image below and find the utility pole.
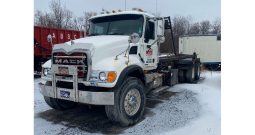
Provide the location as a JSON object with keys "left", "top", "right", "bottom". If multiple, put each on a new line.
{"left": 156, "top": 0, "right": 158, "bottom": 16}
{"left": 125, "top": 0, "right": 127, "bottom": 10}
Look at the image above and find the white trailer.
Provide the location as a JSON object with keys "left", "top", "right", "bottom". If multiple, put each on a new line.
{"left": 179, "top": 35, "right": 221, "bottom": 70}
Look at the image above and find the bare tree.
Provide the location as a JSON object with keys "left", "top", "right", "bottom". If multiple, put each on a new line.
{"left": 200, "top": 20, "right": 211, "bottom": 34}
{"left": 212, "top": 18, "right": 221, "bottom": 34}
{"left": 185, "top": 15, "right": 193, "bottom": 35}
{"left": 35, "top": 2, "right": 220, "bottom": 37}
{"left": 34, "top": 10, "right": 44, "bottom": 26}
{"left": 189, "top": 22, "right": 201, "bottom": 34}
{"left": 70, "top": 12, "right": 97, "bottom": 31}
{"left": 50, "top": 0, "right": 64, "bottom": 28}
{"left": 83, "top": 12, "right": 97, "bottom": 31}
{"left": 48, "top": 0, "right": 74, "bottom": 29}
{"left": 34, "top": 10, "right": 55, "bottom": 28}
{"left": 172, "top": 16, "right": 190, "bottom": 37}
{"left": 63, "top": 9, "right": 73, "bottom": 29}
{"left": 72, "top": 17, "right": 85, "bottom": 30}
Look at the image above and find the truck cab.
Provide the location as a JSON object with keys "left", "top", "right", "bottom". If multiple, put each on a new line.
{"left": 39, "top": 10, "right": 200, "bottom": 126}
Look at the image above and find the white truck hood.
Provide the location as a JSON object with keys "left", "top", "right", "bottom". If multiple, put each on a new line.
{"left": 54, "top": 35, "right": 129, "bottom": 52}
{"left": 68, "top": 35, "right": 129, "bottom": 48}
{"left": 52, "top": 35, "right": 130, "bottom": 69}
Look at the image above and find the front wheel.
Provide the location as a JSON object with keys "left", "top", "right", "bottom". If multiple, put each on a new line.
{"left": 105, "top": 77, "right": 146, "bottom": 126}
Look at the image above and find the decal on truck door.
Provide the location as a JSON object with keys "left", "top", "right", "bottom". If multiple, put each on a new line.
{"left": 146, "top": 59, "right": 153, "bottom": 63}
{"left": 146, "top": 48, "right": 153, "bottom": 56}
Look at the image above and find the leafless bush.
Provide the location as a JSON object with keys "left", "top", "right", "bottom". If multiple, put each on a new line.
{"left": 189, "top": 22, "right": 201, "bottom": 34}
{"left": 35, "top": 2, "right": 220, "bottom": 35}
{"left": 212, "top": 18, "right": 221, "bottom": 34}
{"left": 200, "top": 20, "right": 211, "bottom": 34}
{"left": 34, "top": 0, "right": 96, "bottom": 31}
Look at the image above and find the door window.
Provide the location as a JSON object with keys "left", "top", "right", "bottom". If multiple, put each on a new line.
{"left": 144, "top": 20, "right": 155, "bottom": 43}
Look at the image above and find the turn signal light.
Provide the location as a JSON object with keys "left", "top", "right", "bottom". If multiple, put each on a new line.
{"left": 107, "top": 71, "right": 117, "bottom": 83}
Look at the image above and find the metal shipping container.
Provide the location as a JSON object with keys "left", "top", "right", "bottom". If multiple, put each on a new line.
{"left": 34, "top": 26, "right": 85, "bottom": 71}
{"left": 179, "top": 35, "right": 221, "bottom": 70}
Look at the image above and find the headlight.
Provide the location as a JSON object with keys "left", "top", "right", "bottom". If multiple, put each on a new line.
{"left": 43, "top": 68, "right": 51, "bottom": 76}
{"left": 90, "top": 70, "right": 117, "bottom": 83}
{"left": 99, "top": 72, "right": 107, "bottom": 81}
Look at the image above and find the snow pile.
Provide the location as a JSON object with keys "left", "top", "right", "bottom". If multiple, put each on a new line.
{"left": 121, "top": 90, "right": 200, "bottom": 135}
{"left": 34, "top": 71, "right": 220, "bottom": 135}
{"left": 160, "top": 71, "right": 221, "bottom": 135}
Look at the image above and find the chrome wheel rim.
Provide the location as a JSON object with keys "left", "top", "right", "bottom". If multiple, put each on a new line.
{"left": 124, "top": 89, "right": 141, "bottom": 116}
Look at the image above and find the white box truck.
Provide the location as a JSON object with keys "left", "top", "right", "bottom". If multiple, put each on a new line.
{"left": 179, "top": 35, "right": 221, "bottom": 70}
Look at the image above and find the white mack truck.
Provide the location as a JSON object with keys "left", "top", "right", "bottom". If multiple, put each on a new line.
{"left": 39, "top": 9, "right": 201, "bottom": 126}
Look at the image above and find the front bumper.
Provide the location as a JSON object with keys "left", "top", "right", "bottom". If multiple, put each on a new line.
{"left": 39, "top": 83, "right": 114, "bottom": 105}
{"left": 40, "top": 64, "right": 115, "bottom": 105}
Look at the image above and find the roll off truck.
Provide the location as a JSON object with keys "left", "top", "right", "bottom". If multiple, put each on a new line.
{"left": 39, "top": 9, "right": 201, "bottom": 126}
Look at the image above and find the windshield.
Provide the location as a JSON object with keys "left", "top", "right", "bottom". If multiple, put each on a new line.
{"left": 89, "top": 14, "right": 144, "bottom": 37}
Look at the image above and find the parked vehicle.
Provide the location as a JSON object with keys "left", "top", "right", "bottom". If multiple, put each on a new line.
{"left": 39, "top": 9, "right": 201, "bottom": 126}
{"left": 179, "top": 35, "right": 221, "bottom": 70}
{"left": 34, "top": 26, "right": 85, "bottom": 71}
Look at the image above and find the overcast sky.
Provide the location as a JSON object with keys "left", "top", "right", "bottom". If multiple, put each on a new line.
{"left": 34, "top": 0, "right": 220, "bottom": 22}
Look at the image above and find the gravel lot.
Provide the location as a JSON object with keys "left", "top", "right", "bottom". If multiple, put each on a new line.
{"left": 34, "top": 71, "right": 220, "bottom": 135}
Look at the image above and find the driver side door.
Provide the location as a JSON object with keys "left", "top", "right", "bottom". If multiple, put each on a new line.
{"left": 142, "top": 19, "right": 158, "bottom": 69}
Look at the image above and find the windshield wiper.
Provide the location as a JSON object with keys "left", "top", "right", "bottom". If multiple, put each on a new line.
{"left": 107, "top": 32, "right": 124, "bottom": 35}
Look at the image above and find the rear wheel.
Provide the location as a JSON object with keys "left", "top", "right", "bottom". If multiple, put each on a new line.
{"left": 185, "top": 66, "right": 195, "bottom": 83}
{"left": 194, "top": 63, "right": 201, "bottom": 80}
{"left": 105, "top": 77, "right": 146, "bottom": 126}
{"left": 178, "top": 70, "right": 185, "bottom": 83}
{"left": 44, "top": 96, "right": 77, "bottom": 110}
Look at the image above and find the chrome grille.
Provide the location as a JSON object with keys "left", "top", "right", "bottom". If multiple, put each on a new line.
{"left": 53, "top": 52, "right": 88, "bottom": 78}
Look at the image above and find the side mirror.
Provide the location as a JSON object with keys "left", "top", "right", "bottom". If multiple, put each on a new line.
{"left": 129, "top": 33, "right": 140, "bottom": 43}
{"left": 157, "top": 18, "right": 164, "bottom": 40}
{"left": 157, "top": 35, "right": 165, "bottom": 43}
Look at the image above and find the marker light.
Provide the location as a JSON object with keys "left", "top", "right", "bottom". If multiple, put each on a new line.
{"left": 107, "top": 71, "right": 117, "bottom": 83}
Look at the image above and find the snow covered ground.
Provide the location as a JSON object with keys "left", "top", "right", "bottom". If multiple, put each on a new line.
{"left": 34, "top": 71, "right": 220, "bottom": 135}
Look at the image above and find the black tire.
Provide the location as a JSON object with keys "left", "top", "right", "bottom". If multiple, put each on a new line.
{"left": 218, "top": 64, "right": 221, "bottom": 71}
{"left": 185, "top": 66, "right": 195, "bottom": 83}
{"left": 194, "top": 63, "right": 201, "bottom": 80}
{"left": 178, "top": 70, "right": 185, "bottom": 83}
{"left": 105, "top": 77, "right": 146, "bottom": 126}
{"left": 44, "top": 96, "right": 77, "bottom": 110}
